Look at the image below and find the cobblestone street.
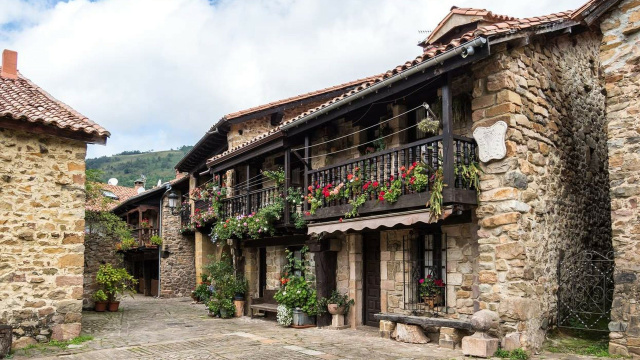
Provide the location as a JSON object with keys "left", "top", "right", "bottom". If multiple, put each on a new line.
{"left": 13, "top": 296, "right": 465, "bottom": 360}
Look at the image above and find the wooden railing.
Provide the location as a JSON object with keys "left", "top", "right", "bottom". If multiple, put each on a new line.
{"left": 220, "top": 186, "right": 280, "bottom": 219}
{"left": 131, "top": 228, "right": 159, "bottom": 248}
{"left": 305, "top": 135, "right": 477, "bottom": 218}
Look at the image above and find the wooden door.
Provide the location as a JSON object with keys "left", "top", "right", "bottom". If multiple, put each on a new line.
{"left": 363, "top": 233, "right": 381, "bottom": 327}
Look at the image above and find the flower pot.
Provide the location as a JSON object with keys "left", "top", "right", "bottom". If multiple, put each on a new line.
{"left": 108, "top": 301, "right": 120, "bottom": 312}
{"left": 234, "top": 293, "right": 245, "bottom": 301}
{"left": 292, "top": 308, "right": 315, "bottom": 327}
{"left": 219, "top": 308, "right": 230, "bottom": 319}
{"left": 422, "top": 296, "right": 435, "bottom": 309}
{"left": 94, "top": 301, "right": 108, "bottom": 312}
{"left": 327, "top": 304, "right": 346, "bottom": 315}
{"left": 234, "top": 300, "right": 245, "bottom": 317}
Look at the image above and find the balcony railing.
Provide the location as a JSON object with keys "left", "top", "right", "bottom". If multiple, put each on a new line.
{"left": 305, "top": 135, "right": 477, "bottom": 219}
{"left": 131, "top": 228, "right": 159, "bottom": 248}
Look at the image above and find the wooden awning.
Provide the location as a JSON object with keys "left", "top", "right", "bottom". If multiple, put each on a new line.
{"left": 307, "top": 208, "right": 453, "bottom": 235}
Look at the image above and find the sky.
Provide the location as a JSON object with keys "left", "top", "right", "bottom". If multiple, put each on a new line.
{"left": 0, "top": 0, "right": 586, "bottom": 159}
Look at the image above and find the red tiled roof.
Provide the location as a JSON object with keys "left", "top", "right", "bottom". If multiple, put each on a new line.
{"left": 421, "top": 7, "right": 518, "bottom": 46}
{"left": 86, "top": 183, "right": 138, "bottom": 211}
{"left": 0, "top": 69, "right": 110, "bottom": 140}
{"left": 224, "top": 75, "right": 380, "bottom": 120}
{"left": 206, "top": 8, "right": 576, "bottom": 167}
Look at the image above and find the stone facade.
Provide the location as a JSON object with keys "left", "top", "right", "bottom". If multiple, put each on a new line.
{"left": 472, "top": 31, "right": 610, "bottom": 350}
{"left": 0, "top": 128, "right": 87, "bottom": 347}
{"left": 160, "top": 196, "right": 196, "bottom": 298}
{"left": 82, "top": 231, "right": 123, "bottom": 309}
{"left": 599, "top": 0, "right": 640, "bottom": 356}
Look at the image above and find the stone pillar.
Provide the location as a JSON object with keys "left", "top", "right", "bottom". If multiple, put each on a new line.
{"left": 160, "top": 194, "right": 196, "bottom": 298}
{"left": 599, "top": 0, "right": 640, "bottom": 357}
{"left": 347, "top": 233, "right": 363, "bottom": 328}
{"left": 194, "top": 231, "right": 216, "bottom": 283}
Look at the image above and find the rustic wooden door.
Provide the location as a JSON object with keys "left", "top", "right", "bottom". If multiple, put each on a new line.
{"left": 363, "top": 233, "right": 381, "bottom": 327}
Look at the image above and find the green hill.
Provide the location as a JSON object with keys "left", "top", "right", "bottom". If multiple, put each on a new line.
{"left": 86, "top": 146, "right": 193, "bottom": 187}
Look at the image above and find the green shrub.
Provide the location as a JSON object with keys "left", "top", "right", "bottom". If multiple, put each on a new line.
{"left": 150, "top": 235, "right": 162, "bottom": 246}
{"left": 96, "top": 264, "right": 137, "bottom": 302}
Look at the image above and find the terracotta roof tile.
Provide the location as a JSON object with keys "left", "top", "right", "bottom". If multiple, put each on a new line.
{"left": 0, "top": 69, "right": 109, "bottom": 139}
{"left": 86, "top": 183, "right": 137, "bottom": 211}
{"left": 206, "top": 8, "right": 577, "bottom": 167}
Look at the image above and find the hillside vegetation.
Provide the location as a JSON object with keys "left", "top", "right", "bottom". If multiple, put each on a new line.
{"left": 86, "top": 146, "right": 193, "bottom": 187}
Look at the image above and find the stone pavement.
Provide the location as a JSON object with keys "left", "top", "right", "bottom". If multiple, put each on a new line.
{"left": 12, "top": 296, "right": 612, "bottom": 360}
{"left": 13, "top": 296, "right": 464, "bottom": 360}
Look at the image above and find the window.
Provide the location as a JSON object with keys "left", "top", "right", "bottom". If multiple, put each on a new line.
{"left": 423, "top": 234, "right": 446, "bottom": 284}
{"left": 402, "top": 232, "right": 448, "bottom": 315}
{"left": 101, "top": 190, "right": 119, "bottom": 200}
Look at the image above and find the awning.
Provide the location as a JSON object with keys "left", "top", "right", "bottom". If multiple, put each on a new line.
{"left": 307, "top": 208, "right": 453, "bottom": 235}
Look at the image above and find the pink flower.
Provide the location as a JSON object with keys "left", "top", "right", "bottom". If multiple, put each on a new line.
{"left": 419, "top": 278, "right": 425, "bottom": 284}
{"left": 339, "top": 218, "right": 343, "bottom": 223}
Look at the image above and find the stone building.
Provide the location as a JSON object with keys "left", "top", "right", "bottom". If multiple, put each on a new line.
{"left": 573, "top": 0, "right": 640, "bottom": 356}
{"left": 167, "top": 0, "right": 638, "bottom": 355}
{"left": 82, "top": 182, "right": 136, "bottom": 309}
{"left": 0, "top": 50, "right": 109, "bottom": 348}
{"left": 107, "top": 176, "right": 195, "bottom": 299}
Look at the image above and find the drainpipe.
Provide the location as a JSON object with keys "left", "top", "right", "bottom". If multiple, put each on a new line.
{"left": 157, "top": 184, "right": 172, "bottom": 299}
{"left": 281, "top": 37, "right": 488, "bottom": 131}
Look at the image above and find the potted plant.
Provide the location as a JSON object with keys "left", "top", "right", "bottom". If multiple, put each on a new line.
{"left": 218, "top": 298, "right": 235, "bottom": 319}
{"left": 319, "top": 290, "right": 355, "bottom": 315}
{"left": 96, "top": 264, "right": 137, "bottom": 312}
{"left": 419, "top": 275, "right": 445, "bottom": 309}
{"left": 233, "top": 277, "right": 248, "bottom": 317}
{"left": 140, "top": 219, "right": 151, "bottom": 229}
{"left": 93, "top": 290, "right": 108, "bottom": 312}
{"left": 149, "top": 235, "right": 162, "bottom": 247}
{"left": 274, "top": 275, "right": 319, "bottom": 327}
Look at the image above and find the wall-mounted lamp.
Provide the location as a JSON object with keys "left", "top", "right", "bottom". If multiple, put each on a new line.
{"left": 168, "top": 190, "right": 180, "bottom": 216}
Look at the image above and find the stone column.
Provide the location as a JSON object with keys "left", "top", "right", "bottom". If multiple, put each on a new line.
{"left": 599, "top": 0, "right": 640, "bottom": 356}
{"left": 348, "top": 233, "right": 363, "bottom": 328}
{"left": 194, "top": 231, "right": 216, "bottom": 283}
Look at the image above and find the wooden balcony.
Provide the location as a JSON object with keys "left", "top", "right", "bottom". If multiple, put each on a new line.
{"left": 305, "top": 135, "right": 478, "bottom": 220}
{"left": 131, "top": 228, "right": 159, "bottom": 249}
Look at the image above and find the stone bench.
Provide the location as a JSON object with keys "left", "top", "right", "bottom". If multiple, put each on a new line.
{"left": 374, "top": 313, "right": 473, "bottom": 349}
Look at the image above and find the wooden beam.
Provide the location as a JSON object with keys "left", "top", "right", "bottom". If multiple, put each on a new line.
{"left": 0, "top": 115, "right": 107, "bottom": 144}
{"left": 209, "top": 137, "right": 284, "bottom": 173}
{"left": 442, "top": 73, "right": 455, "bottom": 190}
{"left": 373, "top": 313, "right": 473, "bottom": 330}
{"left": 284, "top": 148, "right": 291, "bottom": 225}
{"left": 242, "top": 234, "right": 308, "bottom": 248}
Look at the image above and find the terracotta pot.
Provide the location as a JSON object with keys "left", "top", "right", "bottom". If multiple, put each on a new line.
{"left": 94, "top": 301, "right": 108, "bottom": 312}
{"left": 327, "top": 304, "right": 346, "bottom": 315}
{"left": 233, "top": 300, "right": 245, "bottom": 317}
{"left": 108, "top": 301, "right": 120, "bottom": 312}
{"left": 423, "top": 296, "right": 435, "bottom": 309}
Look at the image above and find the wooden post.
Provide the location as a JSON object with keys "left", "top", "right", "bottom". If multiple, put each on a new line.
{"left": 284, "top": 148, "right": 291, "bottom": 225}
{"left": 310, "top": 239, "right": 337, "bottom": 327}
{"left": 246, "top": 164, "right": 251, "bottom": 214}
{"left": 303, "top": 135, "right": 310, "bottom": 212}
{"left": 442, "top": 73, "right": 455, "bottom": 200}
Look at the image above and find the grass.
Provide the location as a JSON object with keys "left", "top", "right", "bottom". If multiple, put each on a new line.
{"left": 543, "top": 329, "right": 614, "bottom": 357}
{"left": 12, "top": 335, "right": 94, "bottom": 356}
{"left": 494, "top": 348, "right": 529, "bottom": 360}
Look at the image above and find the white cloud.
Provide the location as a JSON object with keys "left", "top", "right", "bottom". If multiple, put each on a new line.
{"left": 0, "top": 0, "right": 586, "bottom": 159}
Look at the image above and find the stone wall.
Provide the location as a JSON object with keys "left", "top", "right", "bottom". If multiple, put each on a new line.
{"left": 160, "top": 196, "right": 196, "bottom": 298}
{"left": 599, "top": 0, "right": 640, "bottom": 356}
{"left": 0, "top": 128, "right": 87, "bottom": 348}
{"left": 82, "top": 230, "right": 122, "bottom": 309}
{"left": 471, "top": 31, "right": 610, "bottom": 350}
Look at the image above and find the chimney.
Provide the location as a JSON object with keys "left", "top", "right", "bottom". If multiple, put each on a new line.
{"left": 134, "top": 180, "right": 145, "bottom": 192}
{"left": 1, "top": 50, "right": 18, "bottom": 80}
